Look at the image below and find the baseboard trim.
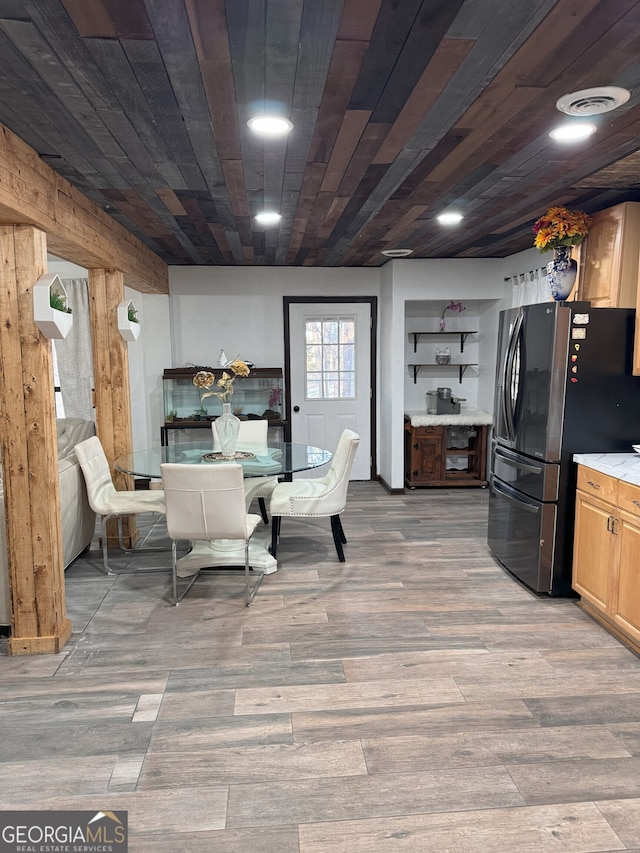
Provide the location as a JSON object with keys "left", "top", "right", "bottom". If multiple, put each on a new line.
{"left": 377, "top": 475, "right": 404, "bottom": 495}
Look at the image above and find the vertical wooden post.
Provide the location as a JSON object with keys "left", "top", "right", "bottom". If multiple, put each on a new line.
{"left": 88, "top": 269, "right": 138, "bottom": 547}
{"left": 0, "top": 225, "right": 71, "bottom": 654}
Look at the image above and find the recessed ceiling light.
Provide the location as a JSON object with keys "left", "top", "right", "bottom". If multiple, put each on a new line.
{"left": 549, "top": 121, "right": 597, "bottom": 142}
{"left": 437, "top": 211, "right": 463, "bottom": 226}
{"left": 381, "top": 248, "right": 413, "bottom": 257}
{"left": 247, "top": 115, "right": 293, "bottom": 136}
{"left": 255, "top": 211, "right": 281, "bottom": 226}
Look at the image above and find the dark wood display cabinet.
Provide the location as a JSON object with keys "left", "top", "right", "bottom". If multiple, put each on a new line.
{"left": 404, "top": 420, "right": 488, "bottom": 488}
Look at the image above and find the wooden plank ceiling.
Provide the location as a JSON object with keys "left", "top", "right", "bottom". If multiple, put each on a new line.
{"left": 0, "top": 0, "right": 639, "bottom": 267}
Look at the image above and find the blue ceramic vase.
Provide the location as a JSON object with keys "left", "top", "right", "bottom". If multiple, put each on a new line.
{"left": 547, "top": 245, "right": 578, "bottom": 301}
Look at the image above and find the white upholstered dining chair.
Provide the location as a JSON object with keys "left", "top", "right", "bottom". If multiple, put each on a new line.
{"left": 211, "top": 418, "right": 277, "bottom": 523}
{"left": 269, "top": 429, "right": 359, "bottom": 563}
{"left": 160, "top": 462, "right": 265, "bottom": 606}
{"left": 74, "top": 436, "right": 166, "bottom": 574}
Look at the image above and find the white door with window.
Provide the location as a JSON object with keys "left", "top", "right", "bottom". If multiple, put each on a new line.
{"left": 288, "top": 302, "right": 371, "bottom": 480}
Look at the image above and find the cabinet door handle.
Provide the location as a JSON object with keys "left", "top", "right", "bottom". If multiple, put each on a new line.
{"left": 634, "top": 500, "right": 640, "bottom": 508}
{"left": 587, "top": 480, "right": 601, "bottom": 489}
{"left": 607, "top": 516, "right": 611, "bottom": 532}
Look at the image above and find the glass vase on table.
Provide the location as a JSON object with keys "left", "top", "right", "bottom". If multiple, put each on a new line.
{"left": 217, "top": 402, "right": 240, "bottom": 458}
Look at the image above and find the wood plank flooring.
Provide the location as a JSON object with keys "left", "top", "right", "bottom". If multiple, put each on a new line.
{"left": 1, "top": 483, "right": 640, "bottom": 851}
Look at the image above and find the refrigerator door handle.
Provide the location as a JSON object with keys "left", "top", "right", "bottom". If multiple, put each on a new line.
{"left": 490, "top": 475, "right": 540, "bottom": 514}
{"left": 502, "top": 311, "right": 523, "bottom": 442}
{"left": 493, "top": 445, "right": 542, "bottom": 475}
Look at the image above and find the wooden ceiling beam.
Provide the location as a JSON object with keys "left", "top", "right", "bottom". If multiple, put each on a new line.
{"left": 0, "top": 122, "right": 167, "bottom": 292}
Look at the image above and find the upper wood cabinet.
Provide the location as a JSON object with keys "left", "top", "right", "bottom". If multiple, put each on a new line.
{"left": 576, "top": 201, "right": 640, "bottom": 308}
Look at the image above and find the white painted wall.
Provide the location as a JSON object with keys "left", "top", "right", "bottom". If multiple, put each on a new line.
{"left": 378, "top": 262, "right": 396, "bottom": 489}
{"left": 168, "top": 266, "right": 381, "bottom": 368}
{"left": 48, "top": 249, "right": 554, "bottom": 474}
{"left": 382, "top": 258, "right": 509, "bottom": 489}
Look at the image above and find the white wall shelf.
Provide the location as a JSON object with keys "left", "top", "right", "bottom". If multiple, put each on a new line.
{"left": 117, "top": 299, "right": 141, "bottom": 341}
{"left": 33, "top": 273, "right": 73, "bottom": 340}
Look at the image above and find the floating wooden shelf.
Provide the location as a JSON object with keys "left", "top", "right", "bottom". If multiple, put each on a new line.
{"left": 408, "top": 363, "right": 477, "bottom": 383}
{"left": 408, "top": 331, "right": 478, "bottom": 353}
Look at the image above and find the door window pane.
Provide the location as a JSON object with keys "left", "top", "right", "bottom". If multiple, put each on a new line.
{"left": 305, "top": 316, "right": 356, "bottom": 400}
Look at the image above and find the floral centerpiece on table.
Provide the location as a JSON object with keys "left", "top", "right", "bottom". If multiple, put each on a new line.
{"left": 532, "top": 206, "right": 592, "bottom": 253}
{"left": 192, "top": 359, "right": 251, "bottom": 405}
{"left": 440, "top": 301, "right": 465, "bottom": 332}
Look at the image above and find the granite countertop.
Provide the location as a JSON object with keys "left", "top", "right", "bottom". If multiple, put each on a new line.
{"left": 405, "top": 409, "right": 493, "bottom": 427}
{"left": 573, "top": 453, "right": 640, "bottom": 488}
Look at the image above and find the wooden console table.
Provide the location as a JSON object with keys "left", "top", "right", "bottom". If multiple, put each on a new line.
{"left": 404, "top": 411, "right": 492, "bottom": 488}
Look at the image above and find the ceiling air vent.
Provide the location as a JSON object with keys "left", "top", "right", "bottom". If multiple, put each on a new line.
{"left": 556, "top": 87, "right": 630, "bottom": 116}
{"left": 381, "top": 248, "right": 413, "bottom": 257}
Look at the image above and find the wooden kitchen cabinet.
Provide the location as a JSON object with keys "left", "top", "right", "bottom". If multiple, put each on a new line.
{"left": 611, "top": 482, "right": 640, "bottom": 646}
{"left": 404, "top": 422, "right": 487, "bottom": 488}
{"left": 572, "top": 481, "right": 617, "bottom": 612}
{"left": 575, "top": 201, "right": 640, "bottom": 308}
{"left": 573, "top": 465, "right": 640, "bottom": 652}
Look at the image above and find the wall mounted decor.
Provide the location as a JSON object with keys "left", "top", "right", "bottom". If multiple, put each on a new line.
{"left": 33, "top": 273, "right": 73, "bottom": 340}
{"left": 117, "top": 299, "right": 141, "bottom": 342}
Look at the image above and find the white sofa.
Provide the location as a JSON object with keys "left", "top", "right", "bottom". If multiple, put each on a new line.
{"left": 0, "top": 418, "right": 97, "bottom": 626}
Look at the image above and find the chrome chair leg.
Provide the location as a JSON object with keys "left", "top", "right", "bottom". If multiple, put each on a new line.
{"left": 244, "top": 539, "right": 265, "bottom": 606}
{"left": 172, "top": 540, "right": 199, "bottom": 605}
{"left": 97, "top": 513, "right": 169, "bottom": 574}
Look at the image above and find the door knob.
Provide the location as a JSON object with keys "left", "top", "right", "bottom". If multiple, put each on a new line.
{"left": 293, "top": 405, "right": 300, "bottom": 413}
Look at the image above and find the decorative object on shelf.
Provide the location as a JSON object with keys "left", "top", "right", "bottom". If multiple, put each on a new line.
{"left": 33, "top": 273, "right": 73, "bottom": 339}
{"left": 546, "top": 244, "right": 579, "bottom": 301}
{"left": 117, "top": 299, "right": 141, "bottom": 341}
{"left": 435, "top": 347, "right": 451, "bottom": 364}
{"left": 532, "top": 205, "right": 592, "bottom": 301}
{"left": 440, "top": 301, "right": 465, "bottom": 332}
{"left": 192, "top": 360, "right": 251, "bottom": 458}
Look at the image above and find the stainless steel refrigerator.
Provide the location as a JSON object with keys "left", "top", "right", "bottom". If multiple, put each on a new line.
{"left": 487, "top": 301, "right": 640, "bottom": 595}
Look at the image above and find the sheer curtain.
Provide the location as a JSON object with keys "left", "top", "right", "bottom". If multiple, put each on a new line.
{"left": 505, "top": 265, "right": 549, "bottom": 307}
{"left": 54, "top": 278, "right": 94, "bottom": 420}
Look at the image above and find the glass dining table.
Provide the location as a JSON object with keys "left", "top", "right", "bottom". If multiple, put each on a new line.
{"left": 114, "top": 440, "right": 332, "bottom": 576}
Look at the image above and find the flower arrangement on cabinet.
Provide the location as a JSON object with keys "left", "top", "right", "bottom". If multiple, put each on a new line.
{"left": 192, "top": 359, "right": 251, "bottom": 404}
{"left": 440, "top": 301, "right": 465, "bottom": 331}
{"left": 532, "top": 206, "right": 592, "bottom": 253}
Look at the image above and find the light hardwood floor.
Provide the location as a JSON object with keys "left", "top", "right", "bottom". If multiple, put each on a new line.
{"left": 1, "top": 483, "right": 640, "bottom": 852}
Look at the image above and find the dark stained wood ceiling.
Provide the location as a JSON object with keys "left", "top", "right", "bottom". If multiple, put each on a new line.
{"left": 1, "top": 0, "right": 639, "bottom": 267}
